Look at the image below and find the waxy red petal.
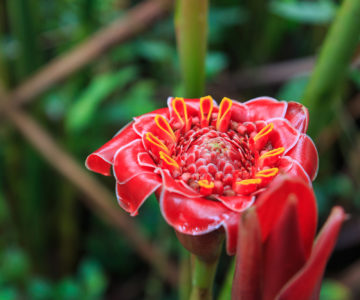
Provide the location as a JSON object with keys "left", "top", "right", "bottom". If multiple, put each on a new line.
{"left": 160, "top": 169, "right": 202, "bottom": 198}
{"left": 137, "top": 152, "right": 157, "bottom": 168}
{"left": 223, "top": 215, "right": 240, "bottom": 255}
{"left": 262, "top": 199, "right": 306, "bottom": 300}
{"left": 256, "top": 176, "right": 317, "bottom": 258}
{"left": 245, "top": 97, "right": 287, "bottom": 122}
{"left": 232, "top": 208, "right": 263, "bottom": 300}
{"left": 279, "top": 157, "right": 312, "bottom": 184}
{"left": 287, "top": 134, "right": 319, "bottom": 181}
{"left": 285, "top": 102, "right": 309, "bottom": 133}
{"left": 116, "top": 174, "right": 161, "bottom": 216}
{"left": 229, "top": 100, "right": 248, "bottom": 123}
{"left": 113, "top": 139, "right": 155, "bottom": 184}
{"left": 85, "top": 122, "right": 138, "bottom": 176}
{"left": 132, "top": 108, "right": 169, "bottom": 137}
{"left": 113, "top": 137, "right": 162, "bottom": 216}
{"left": 268, "top": 118, "right": 300, "bottom": 153}
{"left": 215, "top": 195, "right": 255, "bottom": 212}
{"left": 277, "top": 207, "right": 345, "bottom": 300}
{"left": 160, "top": 187, "right": 238, "bottom": 236}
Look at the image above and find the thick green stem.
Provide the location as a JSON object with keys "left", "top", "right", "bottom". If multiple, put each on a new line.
{"left": 179, "top": 249, "right": 192, "bottom": 300}
{"left": 190, "top": 254, "right": 219, "bottom": 300}
{"left": 217, "top": 258, "right": 235, "bottom": 300}
{"left": 302, "top": 0, "right": 360, "bottom": 136}
{"left": 175, "top": 0, "right": 208, "bottom": 98}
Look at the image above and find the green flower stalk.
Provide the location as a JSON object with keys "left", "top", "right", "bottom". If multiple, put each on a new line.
{"left": 175, "top": 0, "right": 208, "bottom": 98}
{"left": 303, "top": 0, "right": 360, "bottom": 136}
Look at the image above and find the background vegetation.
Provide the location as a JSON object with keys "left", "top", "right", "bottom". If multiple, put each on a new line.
{"left": 0, "top": 0, "right": 359, "bottom": 299}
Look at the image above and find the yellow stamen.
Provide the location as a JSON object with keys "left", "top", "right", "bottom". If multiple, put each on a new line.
{"left": 145, "top": 132, "right": 169, "bottom": 153}
{"left": 198, "top": 180, "right": 215, "bottom": 189}
{"left": 255, "top": 168, "right": 279, "bottom": 178}
{"left": 259, "top": 147, "right": 285, "bottom": 160}
{"left": 159, "top": 151, "right": 179, "bottom": 168}
{"left": 216, "top": 97, "right": 232, "bottom": 131}
{"left": 200, "top": 96, "right": 214, "bottom": 122}
{"left": 253, "top": 123, "right": 274, "bottom": 142}
{"left": 154, "top": 115, "right": 176, "bottom": 141}
{"left": 236, "top": 178, "right": 262, "bottom": 185}
{"left": 172, "top": 97, "right": 189, "bottom": 129}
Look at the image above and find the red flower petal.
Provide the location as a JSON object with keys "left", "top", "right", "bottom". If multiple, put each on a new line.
{"left": 277, "top": 207, "right": 345, "bottom": 300}
{"left": 116, "top": 174, "right": 161, "bottom": 216}
{"left": 232, "top": 208, "right": 263, "bottom": 300}
{"left": 285, "top": 102, "right": 309, "bottom": 133}
{"left": 85, "top": 122, "right": 138, "bottom": 176}
{"left": 160, "top": 185, "right": 238, "bottom": 237}
{"left": 160, "top": 169, "right": 201, "bottom": 198}
{"left": 230, "top": 100, "right": 248, "bottom": 123}
{"left": 113, "top": 139, "right": 155, "bottom": 184}
{"left": 287, "top": 134, "right": 319, "bottom": 181}
{"left": 279, "top": 157, "right": 312, "bottom": 184}
{"left": 215, "top": 195, "right": 255, "bottom": 212}
{"left": 268, "top": 118, "right": 300, "bottom": 153}
{"left": 262, "top": 198, "right": 307, "bottom": 300}
{"left": 256, "top": 176, "right": 317, "bottom": 258}
{"left": 223, "top": 215, "right": 240, "bottom": 255}
{"left": 132, "top": 108, "right": 169, "bottom": 136}
{"left": 137, "top": 152, "right": 157, "bottom": 168}
{"left": 245, "top": 97, "right": 288, "bottom": 122}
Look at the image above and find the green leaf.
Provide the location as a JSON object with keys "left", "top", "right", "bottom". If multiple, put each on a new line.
{"left": 101, "top": 80, "right": 158, "bottom": 123}
{"left": 350, "top": 68, "right": 360, "bottom": 88}
{"left": 0, "top": 287, "right": 18, "bottom": 300}
{"left": 0, "top": 248, "right": 31, "bottom": 283}
{"left": 54, "top": 278, "right": 82, "bottom": 300}
{"left": 135, "top": 40, "right": 175, "bottom": 63}
{"left": 208, "top": 7, "right": 248, "bottom": 43}
{"left": 78, "top": 259, "right": 107, "bottom": 299}
{"left": 27, "top": 278, "right": 53, "bottom": 300}
{"left": 206, "top": 52, "right": 228, "bottom": 79}
{"left": 0, "top": 187, "right": 9, "bottom": 224}
{"left": 277, "top": 75, "right": 309, "bottom": 102}
{"left": 270, "top": 0, "right": 337, "bottom": 24}
{"left": 66, "top": 66, "right": 138, "bottom": 133}
{"left": 320, "top": 280, "right": 351, "bottom": 300}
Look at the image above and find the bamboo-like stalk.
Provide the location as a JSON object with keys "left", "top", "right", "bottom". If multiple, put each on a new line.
{"left": 179, "top": 249, "right": 192, "bottom": 300}
{"left": 7, "top": 0, "right": 41, "bottom": 79}
{"left": 217, "top": 259, "right": 236, "bottom": 300}
{"left": 302, "top": 0, "right": 360, "bottom": 136}
{"left": 175, "top": 0, "right": 208, "bottom": 98}
{"left": 189, "top": 255, "right": 219, "bottom": 300}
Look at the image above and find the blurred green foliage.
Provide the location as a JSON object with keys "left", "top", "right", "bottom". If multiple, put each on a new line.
{"left": 0, "top": 0, "right": 359, "bottom": 299}
{"left": 270, "top": 0, "right": 337, "bottom": 24}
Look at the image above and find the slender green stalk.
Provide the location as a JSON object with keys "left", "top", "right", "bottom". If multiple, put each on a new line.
{"left": 175, "top": 0, "right": 208, "bottom": 98}
{"left": 302, "top": 0, "right": 360, "bottom": 136}
{"left": 179, "top": 249, "right": 192, "bottom": 300}
{"left": 217, "top": 258, "right": 235, "bottom": 300}
{"left": 190, "top": 254, "right": 219, "bottom": 300}
{"left": 7, "top": 0, "right": 41, "bottom": 79}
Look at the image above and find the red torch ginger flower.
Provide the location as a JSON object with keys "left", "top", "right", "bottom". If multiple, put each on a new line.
{"left": 86, "top": 96, "right": 318, "bottom": 254}
{"left": 232, "top": 176, "right": 345, "bottom": 300}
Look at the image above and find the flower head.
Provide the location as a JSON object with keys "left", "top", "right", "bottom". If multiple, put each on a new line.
{"left": 86, "top": 96, "right": 318, "bottom": 254}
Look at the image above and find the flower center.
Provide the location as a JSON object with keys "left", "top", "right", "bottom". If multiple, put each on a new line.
{"left": 144, "top": 97, "right": 283, "bottom": 197}
{"left": 176, "top": 127, "right": 256, "bottom": 196}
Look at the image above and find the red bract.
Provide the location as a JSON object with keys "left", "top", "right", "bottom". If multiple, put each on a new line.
{"left": 86, "top": 96, "right": 318, "bottom": 254}
{"left": 232, "top": 176, "right": 345, "bottom": 300}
